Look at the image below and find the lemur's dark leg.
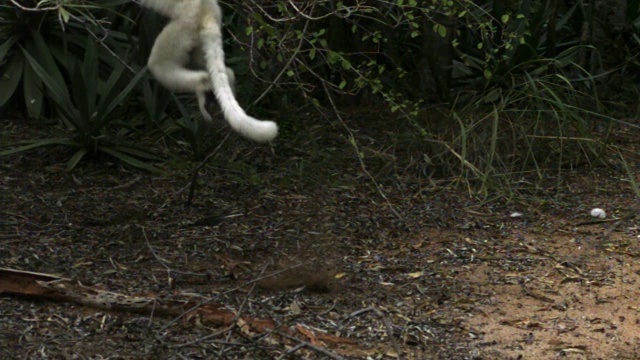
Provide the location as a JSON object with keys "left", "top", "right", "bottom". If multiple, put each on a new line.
{"left": 204, "top": 91, "right": 217, "bottom": 119}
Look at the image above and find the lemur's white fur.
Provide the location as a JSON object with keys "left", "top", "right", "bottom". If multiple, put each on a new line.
{"left": 139, "top": 0, "right": 278, "bottom": 142}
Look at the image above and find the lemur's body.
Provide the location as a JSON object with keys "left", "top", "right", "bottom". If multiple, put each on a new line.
{"left": 139, "top": 0, "right": 278, "bottom": 142}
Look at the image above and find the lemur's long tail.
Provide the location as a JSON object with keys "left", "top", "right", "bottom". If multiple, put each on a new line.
{"left": 199, "top": 14, "right": 277, "bottom": 142}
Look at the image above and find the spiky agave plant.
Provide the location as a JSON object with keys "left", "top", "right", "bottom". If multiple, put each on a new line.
{"left": 1, "top": 1, "right": 164, "bottom": 172}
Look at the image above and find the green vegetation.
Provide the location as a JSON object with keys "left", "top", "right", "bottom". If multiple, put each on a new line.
{"left": 2, "top": 0, "right": 640, "bottom": 197}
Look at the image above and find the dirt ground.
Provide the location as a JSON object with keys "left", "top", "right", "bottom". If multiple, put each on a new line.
{"left": 2, "top": 119, "right": 640, "bottom": 359}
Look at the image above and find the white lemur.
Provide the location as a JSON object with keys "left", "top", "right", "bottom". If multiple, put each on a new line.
{"left": 139, "top": 0, "right": 278, "bottom": 142}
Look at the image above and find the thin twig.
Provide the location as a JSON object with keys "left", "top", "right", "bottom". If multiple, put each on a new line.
{"left": 186, "top": 132, "right": 230, "bottom": 207}
{"left": 158, "top": 262, "right": 304, "bottom": 332}
{"left": 9, "top": 0, "right": 60, "bottom": 11}
{"left": 321, "top": 82, "right": 404, "bottom": 220}
{"left": 276, "top": 330, "right": 345, "bottom": 360}
{"left": 141, "top": 225, "right": 211, "bottom": 277}
{"left": 223, "top": 262, "right": 269, "bottom": 344}
{"left": 347, "top": 306, "right": 402, "bottom": 359}
{"left": 248, "top": 1, "right": 317, "bottom": 109}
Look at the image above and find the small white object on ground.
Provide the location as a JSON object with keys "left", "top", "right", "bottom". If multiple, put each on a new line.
{"left": 590, "top": 208, "right": 606, "bottom": 219}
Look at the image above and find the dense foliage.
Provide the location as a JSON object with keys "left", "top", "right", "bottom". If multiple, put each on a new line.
{"left": 2, "top": 0, "right": 640, "bottom": 185}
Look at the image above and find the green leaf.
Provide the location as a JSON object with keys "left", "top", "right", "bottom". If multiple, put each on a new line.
{"left": 31, "top": 32, "right": 66, "bottom": 89}
{"left": 98, "top": 64, "right": 147, "bottom": 120}
{"left": 67, "top": 148, "right": 88, "bottom": 171}
{"left": 99, "top": 146, "right": 165, "bottom": 174}
{"left": 434, "top": 24, "right": 447, "bottom": 37}
{"left": 0, "top": 36, "right": 18, "bottom": 63}
{"left": 58, "top": 7, "right": 71, "bottom": 23}
{"left": 22, "top": 54, "right": 44, "bottom": 118}
{"left": 0, "top": 138, "right": 77, "bottom": 157}
{"left": 0, "top": 52, "right": 24, "bottom": 107}
{"left": 142, "top": 80, "right": 169, "bottom": 122}
{"left": 111, "top": 145, "right": 164, "bottom": 161}
{"left": 341, "top": 58, "right": 351, "bottom": 70}
{"left": 327, "top": 51, "right": 340, "bottom": 65}
{"left": 71, "top": 61, "right": 90, "bottom": 125}
{"left": 97, "top": 62, "right": 127, "bottom": 115}
{"left": 82, "top": 37, "right": 99, "bottom": 119}
{"left": 22, "top": 49, "right": 82, "bottom": 130}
